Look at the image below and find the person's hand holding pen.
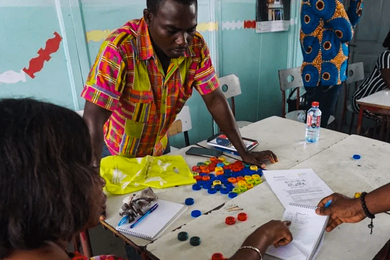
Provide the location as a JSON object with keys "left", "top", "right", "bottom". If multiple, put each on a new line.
{"left": 315, "top": 193, "right": 366, "bottom": 232}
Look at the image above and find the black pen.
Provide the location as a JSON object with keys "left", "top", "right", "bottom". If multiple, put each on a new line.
{"left": 130, "top": 203, "right": 159, "bottom": 229}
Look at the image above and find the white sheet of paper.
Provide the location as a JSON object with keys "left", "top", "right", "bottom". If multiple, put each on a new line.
{"left": 263, "top": 168, "right": 333, "bottom": 208}
{"left": 266, "top": 203, "right": 328, "bottom": 260}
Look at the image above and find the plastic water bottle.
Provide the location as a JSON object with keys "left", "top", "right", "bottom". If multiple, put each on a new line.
{"left": 305, "top": 101, "right": 321, "bottom": 143}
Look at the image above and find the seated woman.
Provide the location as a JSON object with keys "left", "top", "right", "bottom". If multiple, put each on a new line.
{"left": 351, "top": 30, "right": 390, "bottom": 118}
{"left": 0, "top": 98, "right": 292, "bottom": 260}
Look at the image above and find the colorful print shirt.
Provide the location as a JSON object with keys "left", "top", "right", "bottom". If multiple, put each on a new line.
{"left": 81, "top": 19, "right": 219, "bottom": 157}
{"left": 70, "top": 251, "right": 126, "bottom": 260}
{"left": 300, "top": 0, "right": 363, "bottom": 87}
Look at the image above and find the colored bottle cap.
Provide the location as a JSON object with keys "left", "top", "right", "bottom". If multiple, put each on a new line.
{"left": 239, "top": 185, "right": 248, "bottom": 192}
{"left": 185, "top": 198, "right": 195, "bottom": 206}
{"left": 208, "top": 188, "right": 217, "bottom": 194}
{"left": 237, "top": 212, "right": 248, "bottom": 221}
{"left": 221, "top": 188, "right": 230, "bottom": 194}
{"left": 192, "top": 184, "right": 202, "bottom": 190}
{"left": 178, "top": 231, "right": 189, "bottom": 241}
{"left": 225, "top": 216, "right": 236, "bottom": 225}
{"left": 191, "top": 210, "right": 202, "bottom": 218}
{"left": 246, "top": 183, "right": 254, "bottom": 189}
{"left": 232, "top": 187, "right": 241, "bottom": 194}
{"left": 213, "top": 180, "right": 222, "bottom": 185}
{"left": 228, "top": 192, "right": 238, "bottom": 199}
{"left": 190, "top": 236, "right": 201, "bottom": 246}
{"left": 353, "top": 154, "right": 361, "bottom": 160}
{"left": 212, "top": 252, "right": 224, "bottom": 260}
{"left": 214, "top": 184, "right": 222, "bottom": 191}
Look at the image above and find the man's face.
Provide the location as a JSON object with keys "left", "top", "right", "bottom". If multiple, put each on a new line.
{"left": 144, "top": 0, "right": 197, "bottom": 59}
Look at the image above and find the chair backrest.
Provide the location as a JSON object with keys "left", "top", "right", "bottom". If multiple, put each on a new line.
{"left": 218, "top": 74, "right": 242, "bottom": 117}
{"left": 167, "top": 105, "right": 192, "bottom": 146}
{"left": 278, "top": 66, "right": 303, "bottom": 118}
{"left": 345, "top": 62, "right": 365, "bottom": 84}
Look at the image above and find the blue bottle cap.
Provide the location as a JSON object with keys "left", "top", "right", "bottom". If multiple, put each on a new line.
{"left": 208, "top": 188, "right": 217, "bottom": 194}
{"left": 191, "top": 210, "right": 202, "bottom": 218}
{"left": 353, "top": 154, "right": 361, "bottom": 160}
{"left": 221, "top": 188, "right": 230, "bottom": 194}
{"left": 185, "top": 198, "right": 195, "bottom": 206}
{"left": 192, "top": 184, "right": 202, "bottom": 191}
{"left": 228, "top": 192, "right": 238, "bottom": 199}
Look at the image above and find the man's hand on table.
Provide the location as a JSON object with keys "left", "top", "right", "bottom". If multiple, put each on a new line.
{"left": 240, "top": 150, "right": 278, "bottom": 169}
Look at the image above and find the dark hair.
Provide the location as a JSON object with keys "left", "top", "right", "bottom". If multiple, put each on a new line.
{"left": 383, "top": 30, "right": 390, "bottom": 49}
{"left": 146, "top": 0, "right": 197, "bottom": 14}
{"left": 0, "top": 98, "right": 98, "bottom": 258}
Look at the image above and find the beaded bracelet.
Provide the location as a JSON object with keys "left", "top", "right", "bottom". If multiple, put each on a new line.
{"left": 238, "top": 245, "right": 263, "bottom": 260}
{"left": 360, "top": 191, "right": 375, "bottom": 234}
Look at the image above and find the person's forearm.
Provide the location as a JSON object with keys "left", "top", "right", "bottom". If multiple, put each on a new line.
{"left": 229, "top": 233, "right": 270, "bottom": 260}
{"left": 205, "top": 93, "right": 249, "bottom": 156}
{"left": 83, "top": 101, "right": 112, "bottom": 168}
{"left": 364, "top": 183, "right": 390, "bottom": 215}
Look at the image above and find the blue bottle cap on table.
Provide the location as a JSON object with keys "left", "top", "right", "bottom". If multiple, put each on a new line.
{"left": 192, "top": 184, "right": 202, "bottom": 191}
{"left": 221, "top": 188, "right": 230, "bottom": 194}
{"left": 185, "top": 198, "right": 195, "bottom": 206}
{"left": 208, "top": 188, "right": 217, "bottom": 194}
{"left": 353, "top": 154, "right": 361, "bottom": 160}
{"left": 228, "top": 192, "right": 238, "bottom": 199}
{"left": 191, "top": 210, "right": 202, "bottom": 218}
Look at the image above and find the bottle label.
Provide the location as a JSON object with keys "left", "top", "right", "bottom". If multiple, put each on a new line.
{"left": 307, "top": 115, "right": 321, "bottom": 128}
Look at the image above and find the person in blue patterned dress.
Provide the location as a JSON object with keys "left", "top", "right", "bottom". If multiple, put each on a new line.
{"left": 300, "top": 0, "right": 363, "bottom": 127}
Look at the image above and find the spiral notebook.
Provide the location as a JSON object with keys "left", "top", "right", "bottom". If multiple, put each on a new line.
{"left": 266, "top": 203, "right": 329, "bottom": 260}
{"left": 116, "top": 199, "right": 186, "bottom": 240}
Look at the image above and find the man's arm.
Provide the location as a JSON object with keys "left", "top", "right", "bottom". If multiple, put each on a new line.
{"left": 202, "top": 89, "right": 277, "bottom": 167}
{"left": 83, "top": 101, "right": 112, "bottom": 169}
{"left": 381, "top": 68, "right": 390, "bottom": 89}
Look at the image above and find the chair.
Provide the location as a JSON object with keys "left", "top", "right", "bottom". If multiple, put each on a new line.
{"left": 214, "top": 74, "right": 252, "bottom": 133}
{"left": 339, "top": 62, "right": 365, "bottom": 133}
{"left": 167, "top": 105, "right": 192, "bottom": 150}
{"left": 278, "top": 67, "right": 336, "bottom": 125}
{"left": 278, "top": 66, "right": 306, "bottom": 122}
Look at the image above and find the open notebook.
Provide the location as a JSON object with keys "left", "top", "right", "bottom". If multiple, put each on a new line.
{"left": 266, "top": 203, "right": 329, "bottom": 260}
{"left": 116, "top": 199, "right": 186, "bottom": 240}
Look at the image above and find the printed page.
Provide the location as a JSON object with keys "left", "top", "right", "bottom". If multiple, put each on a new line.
{"left": 263, "top": 169, "right": 333, "bottom": 208}
{"left": 266, "top": 204, "right": 328, "bottom": 260}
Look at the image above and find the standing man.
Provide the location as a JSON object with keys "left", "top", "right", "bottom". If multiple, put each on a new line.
{"left": 81, "top": 0, "right": 278, "bottom": 173}
{"left": 300, "top": 0, "right": 363, "bottom": 127}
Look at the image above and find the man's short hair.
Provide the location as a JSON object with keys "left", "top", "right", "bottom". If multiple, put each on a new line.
{"left": 146, "top": 0, "right": 197, "bottom": 14}
{"left": 0, "top": 98, "right": 99, "bottom": 258}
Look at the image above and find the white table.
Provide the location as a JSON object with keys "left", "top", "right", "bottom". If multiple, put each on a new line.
{"left": 148, "top": 134, "right": 390, "bottom": 260}
{"left": 101, "top": 116, "right": 348, "bottom": 258}
{"left": 356, "top": 89, "right": 390, "bottom": 135}
{"left": 199, "top": 116, "right": 348, "bottom": 170}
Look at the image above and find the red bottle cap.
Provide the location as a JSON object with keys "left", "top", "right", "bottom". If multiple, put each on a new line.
{"left": 237, "top": 212, "right": 248, "bottom": 221}
{"left": 225, "top": 216, "right": 236, "bottom": 225}
{"left": 212, "top": 253, "right": 224, "bottom": 260}
{"left": 312, "top": 101, "right": 319, "bottom": 107}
